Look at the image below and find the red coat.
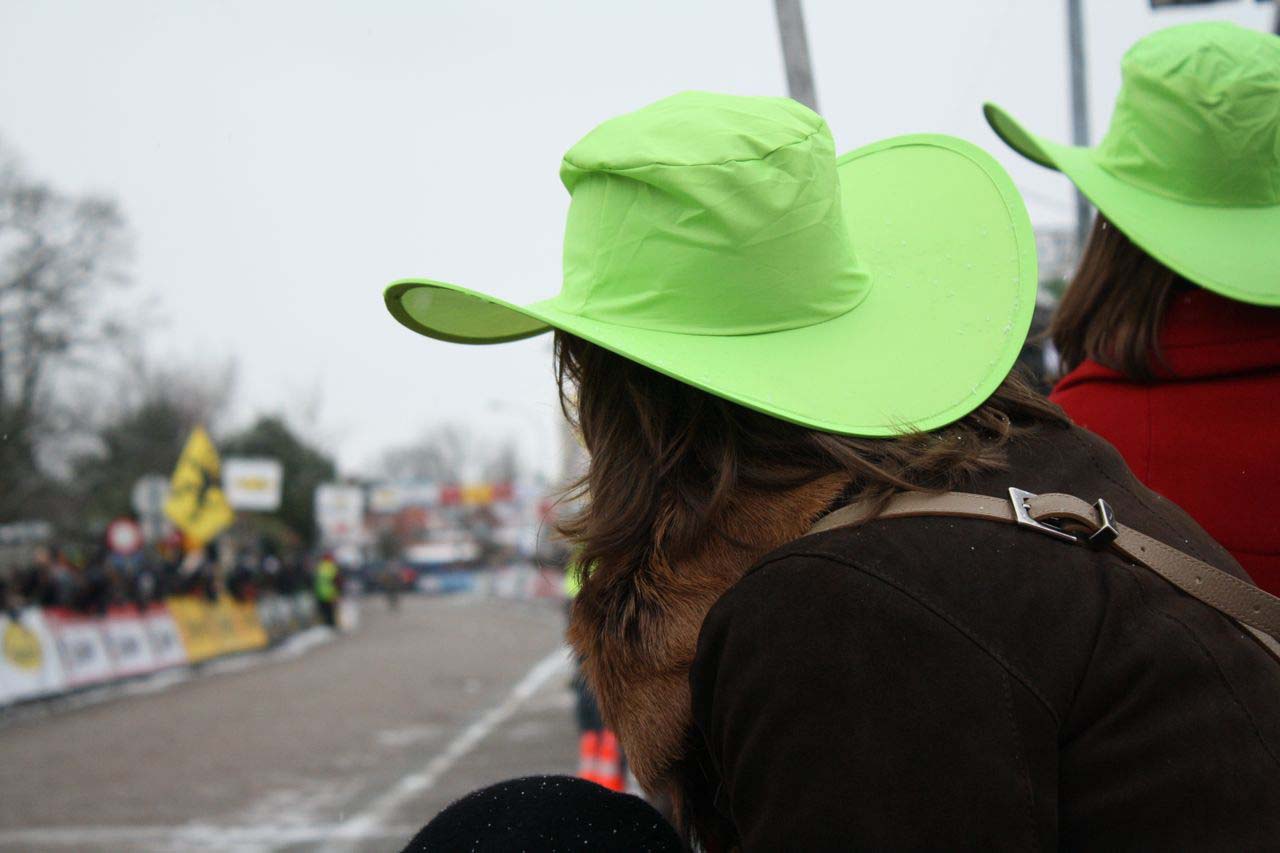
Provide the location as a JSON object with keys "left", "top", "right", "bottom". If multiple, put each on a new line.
{"left": 1051, "top": 286, "right": 1280, "bottom": 594}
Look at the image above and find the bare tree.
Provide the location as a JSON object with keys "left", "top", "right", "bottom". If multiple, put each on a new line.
{"left": 378, "top": 423, "right": 522, "bottom": 483}
{"left": 481, "top": 440, "right": 521, "bottom": 483}
{"left": 66, "top": 353, "right": 239, "bottom": 532}
{"left": 114, "top": 350, "right": 238, "bottom": 436}
{"left": 0, "top": 139, "right": 133, "bottom": 521}
{"left": 378, "top": 423, "right": 472, "bottom": 482}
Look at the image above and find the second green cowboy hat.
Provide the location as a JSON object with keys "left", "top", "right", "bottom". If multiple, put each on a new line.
{"left": 386, "top": 91, "right": 1037, "bottom": 436}
{"left": 985, "top": 22, "right": 1280, "bottom": 306}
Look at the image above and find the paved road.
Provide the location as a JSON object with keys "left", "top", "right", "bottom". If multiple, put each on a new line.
{"left": 0, "top": 596, "right": 577, "bottom": 852}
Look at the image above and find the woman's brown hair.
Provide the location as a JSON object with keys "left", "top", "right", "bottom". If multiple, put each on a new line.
{"left": 554, "top": 331, "right": 1068, "bottom": 589}
{"left": 1050, "top": 214, "right": 1185, "bottom": 381}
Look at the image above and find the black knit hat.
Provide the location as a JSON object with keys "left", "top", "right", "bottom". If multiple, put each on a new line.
{"left": 401, "top": 775, "right": 683, "bottom": 852}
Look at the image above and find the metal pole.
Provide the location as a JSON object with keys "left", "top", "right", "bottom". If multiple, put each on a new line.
{"left": 0, "top": 307, "right": 6, "bottom": 407}
{"left": 1273, "top": 0, "right": 1279, "bottom": 37}
{"left": 774, "top": 0, "right": 820, "bottom": 112}
{"left": 1066, "top": 0, "right": 1092, "bottom": 254}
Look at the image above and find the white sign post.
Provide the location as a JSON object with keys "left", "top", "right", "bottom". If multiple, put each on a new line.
{"left": 131, "top": 475, "right": 171, "bottom": 543}
{"left": 315, "top": 484, "right": 366, "bottom": 546}
{"left": 223, "top": 458, "right": 284, "bottom": 512}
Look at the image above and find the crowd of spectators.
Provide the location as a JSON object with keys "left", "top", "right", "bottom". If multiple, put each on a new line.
{"left": 0, "top": 543, "right": 316, "bottom": 617}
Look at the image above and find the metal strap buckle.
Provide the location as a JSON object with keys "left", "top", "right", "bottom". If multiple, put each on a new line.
{"left": 1008, "top": 488, "right": 1119, "bottom": 550}
{"left": 1085, "top": 498, "right": 1118, "bottom": 550}
{"left": 1009, "top": 487, "right": 1077, "bottom": 543}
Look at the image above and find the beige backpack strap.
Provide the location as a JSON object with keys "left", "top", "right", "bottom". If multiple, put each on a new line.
{"left": 808, "top": 488, "right": 1280, "bottom": 662}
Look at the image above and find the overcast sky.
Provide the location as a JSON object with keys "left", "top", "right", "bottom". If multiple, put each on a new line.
{"left": 1, "top": 0, "right": 1274, "bottom": 479}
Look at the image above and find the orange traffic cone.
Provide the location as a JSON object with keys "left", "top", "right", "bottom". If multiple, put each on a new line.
{"left": 596, "top": 729, "right": 625, "bottom": 792}
{"left": 577, "top": 730, "right": 601, "bottom": 784}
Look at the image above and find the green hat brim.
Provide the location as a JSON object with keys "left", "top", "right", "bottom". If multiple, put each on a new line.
{"left": 985, "top": 102, "right": 1280, "bottom": 307}
{"left": 385, "top": 134, "right": 1037, "bottom": 437}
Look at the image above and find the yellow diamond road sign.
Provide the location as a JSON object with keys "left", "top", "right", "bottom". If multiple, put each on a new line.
{"left": 164, "top": 426, "right": 235, "bottom": 548}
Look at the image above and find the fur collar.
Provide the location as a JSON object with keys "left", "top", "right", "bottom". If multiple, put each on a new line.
{"left": 566, "top": 475, "right": 849, "bottom": 793}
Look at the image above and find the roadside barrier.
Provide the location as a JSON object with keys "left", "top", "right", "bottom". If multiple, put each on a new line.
{"left": 99, "top": 605, "right": 161, "bottom": 678}
{"left": 0, "top": 608, "right": 65, "bottom": 704}
{"left": 142, "top": 603, "right": 188, "bottom": 669}
{"left": 0, "top": 592, "right": 329, "bottom": 710}
{"left": 167, "top": 596, "right": 269, "bottom": 663}
{"left": 44, "top": 608, "right": 115, "bottom": 688}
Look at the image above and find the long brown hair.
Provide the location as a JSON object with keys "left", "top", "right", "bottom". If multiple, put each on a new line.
{"left": 554, "top": 331, "right": 1067, "bottom": 587}
{"left": 1050, "top": 214, "right": 1185, "bottom": 380}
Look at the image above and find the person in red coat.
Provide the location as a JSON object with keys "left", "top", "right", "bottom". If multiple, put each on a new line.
{"left": 1049, "top": 218, "right": 1280, "bottom": 593}
{"left": 985, "top": 23, "right": 1280, "bottom": 593}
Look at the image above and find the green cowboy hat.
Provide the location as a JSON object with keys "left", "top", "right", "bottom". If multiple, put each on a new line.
{"left": 385, "top": 91, "right": 1036, "bottom": 437}
{"left": 985, "top": 22, "right": 1280, "bottom": 307}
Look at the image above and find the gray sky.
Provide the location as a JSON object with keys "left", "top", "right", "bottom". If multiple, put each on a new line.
{"left": 1, "top": 0, "right": 1273, "bottom": 478}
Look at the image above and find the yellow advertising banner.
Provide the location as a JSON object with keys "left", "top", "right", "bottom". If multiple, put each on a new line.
{"left": 3, "top": 620, "right": 44, "bottom": 672}
{"left": 167, "top": 596, "right": 224, "bottom": 663}
{"left": 164, "top": 427, "right": 235, "bottom": 548}
{"left": 168, "top": 596, "right": 268, "bottom": 662}
{"left": 218, "top": 598, "right": 269, "bottom": 654}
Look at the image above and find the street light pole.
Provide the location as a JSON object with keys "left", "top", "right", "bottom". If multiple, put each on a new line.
{"left": 774, "top": 0, "right": 820, "bottom": 112}
{"left": 1066, "top": 0, "right": 1093, "bottom": 256}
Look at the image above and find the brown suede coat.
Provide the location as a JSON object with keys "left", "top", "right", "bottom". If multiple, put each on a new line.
{"left": 568, "top": 422, "right": 1280, "bottom": 851}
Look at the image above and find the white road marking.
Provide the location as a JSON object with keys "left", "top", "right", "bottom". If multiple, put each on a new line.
{"left": 321, "top": 645, "right": 572, "bottom": 850}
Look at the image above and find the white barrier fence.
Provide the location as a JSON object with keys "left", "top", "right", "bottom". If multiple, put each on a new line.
{"left": 0, "top": 609, "right": 66, "bottom": 704}
{"left": 0, "top": 592, "right": 328, "bottom": 710}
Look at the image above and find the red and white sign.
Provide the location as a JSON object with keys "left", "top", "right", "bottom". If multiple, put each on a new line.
{"left": 106, "top": 518, "right": 144, "bottom": 556}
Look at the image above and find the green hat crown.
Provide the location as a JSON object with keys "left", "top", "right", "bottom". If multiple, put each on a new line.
{"left": 1097, "top": 22, "right": 1280, "bottom": 207}
{"left": 552, "top": 91, "right": 870, "bottom": 335}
